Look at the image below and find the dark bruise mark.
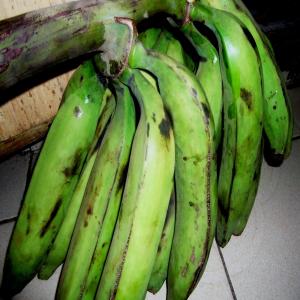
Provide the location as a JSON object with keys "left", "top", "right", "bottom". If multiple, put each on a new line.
{"left": 157, "top": 245, "right": 162, "bottom": 253}
{"left": 87, "top": 204, "right": 93, "bottom": 215}
{"left": 190, "top": 247, "right": 196, "bottom": 264}
{"left": 159, "top": 118, "right": 171, "bottom": 139}
{"left": 117, "top": 163, "right": 129, "bottom": 192}
{"left": 147, "top": 123, "right": 150, "bottom": 137}
{"left": 152, "top": 112, "right": 156, "bottom": 123}
{"left": 73, "top": 105, "right": 83, "bottom": 118}
{"left": 188, "top": 234, "right": 210, "bottom": 295}
{"left": 240, "top": 88, "right": 252, "bottom": 110}
{"left": 241, "top": 27, "right": 257, "bottom": 51}
{"left": 181, "top": 263, "right": 189, "bottom": 277}
{"left": 26, "top": 212, "right": 31, "bottom": 235}
{"left": 84, "top": 220, "right": 88, "bottom": 227}
{"left": 191, "top": 88, "right": 198, "bottom": 99}
{"left": 63, "top": 149, "right": 83, "bottom": 178}
{"left": 201, "top": 102, "right": 210, "bottom": 125}
{"left": 40, "top": 198, "right": 62, "bottom": 237}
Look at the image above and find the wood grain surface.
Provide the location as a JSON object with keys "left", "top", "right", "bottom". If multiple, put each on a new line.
{"left": 0, "top": 0, "right": 75, "bottom": 159}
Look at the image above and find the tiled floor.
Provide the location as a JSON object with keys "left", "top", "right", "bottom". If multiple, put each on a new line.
{"left": 0, "top": 88, "right": 300, "bottom": 299}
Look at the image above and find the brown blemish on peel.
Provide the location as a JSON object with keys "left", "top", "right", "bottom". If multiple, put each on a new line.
{"left": 240, "top": 88, "right": 252, "bottom": 110}
{"left": 159, "top": 118, "right": 171, "bottom": 139}
{"left": 63, "top": 149, "right": 83, "bottom": 178}
{"left": 40, "top": 198, "right": 62, "bottom": 237}
{"left": 87, "top": 204, "right": 93, "bottom": 215}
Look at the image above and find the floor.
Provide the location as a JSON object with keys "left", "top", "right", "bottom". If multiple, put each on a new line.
{"left": 1, "top": 87, "right": 300, "bottom": 300}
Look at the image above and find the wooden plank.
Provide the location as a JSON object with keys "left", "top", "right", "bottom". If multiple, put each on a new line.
{"left": 0, "top": 0, "right": 75, "bottom": 159}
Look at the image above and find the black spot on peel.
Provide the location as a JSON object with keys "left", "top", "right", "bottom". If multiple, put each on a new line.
{"left": 273, "top": 105, "right": 277, "bottom": 110}
{"left": 201, "top": 102, "right": 210, "bottom": 124}
{"left": 240, "top": 88, "right": 252, "bottom": 110}
{"left": 63, "top": 149, "right": 83, "bottom": 178}
{"left": 152, "top": 113, "right": 156, "bottom": 123}
{"left": 147, "top": 123, "right": 150, "bottom": 137}
{"left": 87, "top": 204, "right": 93, "bottom": 215}
{"left": 40, "top": 198, "right": 62, "bottom": 237}
{"left": 102, "top": 242, "right": 107, "bottom": 248}
{"left": 159, "top": 118, "right": 171, "bottom": 139}
{"left": 80, "top": 75, "right": 84, "bottom": 83}
{"left": 157, "top": 245, "right": 162, "bottom": 253}
{"left": 192, "top": 88, "right": 198, "bottom": 99}
{"left": 183, "top": 156, "right": 188, "bottom": 161}
{"left": 26, "top": 212, "right": 31, "bottom": 235}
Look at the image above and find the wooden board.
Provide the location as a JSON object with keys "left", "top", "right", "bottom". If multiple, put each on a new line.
{"left": 0, "top": 0, "right": 75, "bottom": 159}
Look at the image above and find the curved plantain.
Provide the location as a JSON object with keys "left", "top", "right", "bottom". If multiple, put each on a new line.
{"left": 191, "top": 5, "right": 264, "bottom": 246}
{"left": 95, "top": 68, "right": 175, "bottom": 300}
{"left": 0, "top": 60, "right": 106, "bottom": 297}
{"left": 129, "top": 42, "right": 217, "bottom": 300}
{"left": 55, "top": 81, "right": 136, "bottom": 300}
{"left": 37, "top": 92, "right": 116, "bottom": 280}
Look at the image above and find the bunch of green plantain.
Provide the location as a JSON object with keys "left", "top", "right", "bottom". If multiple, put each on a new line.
{"left": 1, "top": 0, "right": 293, "bottom": 299}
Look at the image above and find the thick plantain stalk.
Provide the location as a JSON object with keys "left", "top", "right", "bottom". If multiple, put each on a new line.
{"left": 0, "top": 0, "right": 186, "bottom": 92}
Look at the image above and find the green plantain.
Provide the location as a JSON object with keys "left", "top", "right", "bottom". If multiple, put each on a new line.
{"left": 95, "top": 68, "right": 175, "bottom": 300}
{"left": 181, "top": 21, "right": 223, "bottom": 148}
{"left": 191, "top": 5, "right": 264, "bottom": 246}
{"left": 148, "top": 190, "right": 175, "bottom": 294}
{"left": 1, "top": 60, "right": 106, "bottom": 297}
{"left": 200, "top": 0, "right": 293, "bottom": 166}
{"left": 129, "top": 42, "right": 217, "bottom": 300}
{"left": 55, "top": 81, "right": 136, "bottom": 300}
{"left": 37, "top": 92, "right": 116, "bottom": 280}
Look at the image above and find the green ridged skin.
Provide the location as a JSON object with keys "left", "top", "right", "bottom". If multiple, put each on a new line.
{"left": 0, "top": 60, "right": 106, "bottom": 297}
{"left": 200, "top": 0, "right": 293, "bottom": 166}
{"left": 192, "top": 5, "right": 264, "bottom": 246}
{"left": 233, "top": 143, "right": 263, "bottom": 236}
{"left": 80, "top": 87, "right": 132, "bottom": 300}
{"left": 129, "top": 42, "right": 217, "bottom": 300}
{"left": 148, "top": 190, "right": 175, "bottom": 294}
{"left": 182, "top": 22, "right": 223, "bottom": 148}
{"left": 140, "top": 27, "right": 186, "bottom": 65}
{"left": 37, "top": 92, "right": 116, "bottom": 280}
{"left": 96, "top": 69, "right": 175, "bottom": 300}
{"left": 56, "top": 82, "right": 136, "bottom": 300}
{"left": 139, "top": 28, "right": 162, "bottom": 49}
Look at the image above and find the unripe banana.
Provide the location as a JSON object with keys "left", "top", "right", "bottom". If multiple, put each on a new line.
{"left": 148, "top": 190, "right": 175, "bottom": 294}
{"left": 191, "top": 5, "right": 264, "bottom": 246}
{"left": 233, "top": 143, "right": 263, "bottom": 236}
{"left": 200, "top": 0, "right": 293, "bottom": 166}
{"left": 37, "top": 92, "right": 116, "bottom": 280}
{"left": 181, "top": 22, "right": 223, "bottom": 148}
{"left": 55, "top": 81, "right": 136, "bottom": 300}
{"left": 80, "top": 88, "right": 133, "bottom": 300}
{"left": 129, "top": 42, "right": 217, "bottom": 300}
{"left": 95, "top": 68, "right": 175, "bottom": 300}
{"left": 0, "top": 60, "right": 106, "bottom": 297}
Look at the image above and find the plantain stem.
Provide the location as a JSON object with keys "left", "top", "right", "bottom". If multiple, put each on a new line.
{"left": 0, "top": 0, "right": 186, "bottom": 93}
